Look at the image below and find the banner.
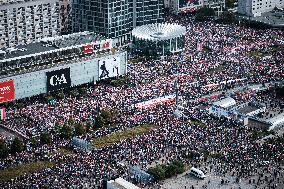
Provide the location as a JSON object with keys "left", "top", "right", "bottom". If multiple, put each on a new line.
{"left": 98, "top": 56, "right": 120, "bottom": 80}
{"left": 0, "top": 80, "right": 15, "bottom": 103}
{"left": 46, "top": 68, "right": 71, "bottom": 92}
{"left": 83, "top": 44, "right": 94, "bottom": 54}
{"left": 135, "top": 95, "right": 176, "bottom": 110}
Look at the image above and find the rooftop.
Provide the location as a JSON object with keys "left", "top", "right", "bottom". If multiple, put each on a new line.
{"left": 132, "top": 23, "right": 186, "bottom": 41}
{"left": 239, "top": 9, "right": 284, "bottom": 27}
{"left": 213, "top": 97, "right": 236, "bottom": 108}
{"left": 0, "top": 32, "right": 105, "bottom": 62}
{"left": 238, "top": 105, "right": 260, "bottom": 115}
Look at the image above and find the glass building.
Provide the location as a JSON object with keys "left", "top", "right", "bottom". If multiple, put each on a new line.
{"left": 132, "top": 23, "right": 186, "bottom": 56}
{"left": 72, "top": 0, "right": 164, "bottom": 46}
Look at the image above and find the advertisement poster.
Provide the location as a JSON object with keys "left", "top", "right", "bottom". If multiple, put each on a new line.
{"left": 98, "top": 56, "right": 120, "bottom": 80}
{"left": 0, "top": 80, "right": 15, "bottom": 103}
{"left": 46, "top": 68, "right": 71, "bottom": 92}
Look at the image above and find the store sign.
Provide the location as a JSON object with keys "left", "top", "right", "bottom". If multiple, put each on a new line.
{"left": 83, "top": 44, "right": 94, "bottom": 54}
{"left": 0, "top": 80, "right": 15, "bottom": 103}
{"left": 46, "top": 68, "right": 71, "bottom": 92}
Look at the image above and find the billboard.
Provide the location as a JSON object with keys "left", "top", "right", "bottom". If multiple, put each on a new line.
{"left": 46, "top": 68, "right": 71, "bottom": 92}
{"left": 0, "top": 80, "right": 15, "bottom": 103}
{"left": 98, "top": 56, "right": 120, "bottom": 80}
{"left": 82, "top": 40, "right": 113, "bottom": 54}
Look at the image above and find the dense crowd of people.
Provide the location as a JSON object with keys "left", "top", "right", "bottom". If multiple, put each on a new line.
{"left": 0, "top": 14, "right": 283, "bottom": 188}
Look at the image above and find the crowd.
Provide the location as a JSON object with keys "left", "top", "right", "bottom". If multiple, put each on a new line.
{"left": 0, "top": 14, "right": 283, "bottom": 188}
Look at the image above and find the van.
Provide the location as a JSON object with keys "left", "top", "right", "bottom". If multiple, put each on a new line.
{"left": 188, "top": 167, "right": 206, "bottom": 179}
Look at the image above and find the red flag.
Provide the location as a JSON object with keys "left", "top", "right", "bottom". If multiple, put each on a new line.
{"left": 102, "top": 42, "right": 110, "bottom": 49}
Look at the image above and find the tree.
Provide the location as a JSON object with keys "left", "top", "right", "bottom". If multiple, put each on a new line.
{"left": 56, "top": 91, "right": 65, "bottom": 99}
{"left": 10, "top": 137, "right": 25, "bottom": 154}
{"left": 40, "top": 132, "right": 52, "bottom": 145}
{"left": 59, "top": 124, "right": 74, "bottom": 139}
{"left": 70, "top": 88, "right": 79, "bottom": 97}
{"left": 218, "top": 11, "right": 236, "bottom": 24}
{"left": 74, "top": 123, "right": 86, "bottom": 136}
{"left": 100, "top": 109, "right": 114, "bottom": 124}
{"left": 226, "top": 0, "right": 237, "bottom": 8}
{"left": 195, "top": 7, "right": 215, "bottom": 21}
{"left": 0, "top": 140, "right": 9, "bottom": 158}
{"left": 147, "top": 165, "right": 166, "bottom": 181}
{"left": 95, "top": 115, "right": 106, "bottom": 128}
{"left": 30, "top": 137, "right": 40, "bottom": 147}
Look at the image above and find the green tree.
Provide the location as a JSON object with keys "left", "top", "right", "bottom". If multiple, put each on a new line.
{"left": 59, "top": 124, "right": 74, "bottom": 139}
{"left": 74, "top": 123, "right": 86, "bottom": 136}
{"left": 172, "top": 160, "right": 185, "bottom": 174}
{"left": 78, "top": 87, "right": 87, "bottom": 96}
{"left": 0, "top": 140, "right": 9, "bottom": 158}
{"left": 70, "top": 88, "right": 79, "bottom": 97}
{"left": 100, "top": 109, "right": 113, "bottom": 123}
{"left": 226, "top": 0, "right": 237, "bottom": 8}
{"left": 40, "top": 132, "right": 52, "bottom": 145}
{"left": 147, "top": 165, "right": 166, "bottom": 181}
{"left": 56, "top": 91, "right": 65, "bottom": 99}
{"left": 30, "top": 137, "right": 40, "bottom": 147}
{"left": 218, "top": 11, "right": 236, "bottom": 24}
{"left": 195, "top": 7, "right": 215, "bottom": 21}
{"left": 10, "top": 137, "right": 25, "bottom": 154}
{"left": 95, "top": 115, "right": 106, "bottom": 128}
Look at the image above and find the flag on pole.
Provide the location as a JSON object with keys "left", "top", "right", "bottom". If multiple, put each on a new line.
{"left": 0, "top": 108, "right": 6, "bottom": 121}
{"left": 197, "top": 42, "right": 203, "bottom": 51}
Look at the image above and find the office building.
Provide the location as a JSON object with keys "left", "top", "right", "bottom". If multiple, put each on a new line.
{"left": 72, "top": 0, "right": 164, "bottom": 46}
{"left": 59, "top": 0, "right": 72, "bottom": 34}
{"left": 0, "top": 0, "right": 61, "bottom": 48}
{"left": 134, "top": 0, "right": 164, "bottom": 27}
{"left": 238, "top": 0, "right": 284, "bottom": 17}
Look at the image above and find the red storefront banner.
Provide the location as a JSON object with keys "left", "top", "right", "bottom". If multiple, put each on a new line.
{"left": 83, "top": 44, "right": 94, "bottom": 54}
{"left": 0, "top": 80, "right": 15, "bottom": 103}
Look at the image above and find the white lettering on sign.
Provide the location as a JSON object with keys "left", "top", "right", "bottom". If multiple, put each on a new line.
{"left": 0, "top": 86, "right": 10, "bottom": 92}
{"left": 49, "top": 74, "right": 67, "bottom": 86}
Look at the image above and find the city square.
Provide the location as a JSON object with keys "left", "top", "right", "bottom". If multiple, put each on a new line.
{"left": 0, "top": 0, "right": 283, "bottom": 189}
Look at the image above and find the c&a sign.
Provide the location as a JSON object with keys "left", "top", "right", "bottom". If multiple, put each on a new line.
{"left": 0, "top": 80, "right": 15, "bottom": 103}
{"left": 46, "top": 68, "right": 71, "bottom": 92}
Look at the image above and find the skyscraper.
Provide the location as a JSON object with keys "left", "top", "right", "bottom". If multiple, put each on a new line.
{"left": 0, "top": 0, "right": 60, "bottom": 48}
{"left": 72, "top": 0, "right": 164, "bottom": 46}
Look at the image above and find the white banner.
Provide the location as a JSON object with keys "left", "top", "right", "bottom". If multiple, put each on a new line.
{"left": 135, "top": 95, "right": 176, "bottom": 110}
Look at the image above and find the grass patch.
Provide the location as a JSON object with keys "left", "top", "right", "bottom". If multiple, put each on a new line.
{"left": 0, "top": 161, "right": 55, "bottom": 182}
{"left": 93, "top": 124, "right": 158, "bottom": 148}
{"left": 248, "top": 51, "right": 264, "bottom": 59}
{"left": 251, "top": 130, "right": 275, "bottom": 141}
{"left": 207, "top": 64, "right": 226, "bottom": 75}
{"left": 190, "top": 120, "right": 206, "bottom": 128}
{"left": 48, "top": 148, "right": 73, "bottom": 157}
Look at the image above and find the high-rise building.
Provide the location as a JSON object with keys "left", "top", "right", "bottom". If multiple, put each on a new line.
{"left": 134, "top": 0, "right": 164, "bottom": 27}
{"left": 59, "top": 0, "right": 72, "bottom": 35}
{"left": 72, "top": 0, "right": 164, "bottom": 46}
{"left": 0, "top": 0, "right": 61, "bottom": 48}
{"left": 238, "top": 0, "right": 284, "bottom": 17}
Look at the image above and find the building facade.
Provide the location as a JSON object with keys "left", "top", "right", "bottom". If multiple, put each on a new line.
{"left": 0, "top": 0, "right": 61, "bottom": 48}
{"left": 0, "top": 32, "right": 127, "bottom": 102}
{"left": 238, "top": 0, "right": 284, "bottom": 17}
{"left": 72, "top": 0, "right": 164, "bottom": 46}
{"left": 165, "top": 0, "right": 225, "bottom": 14}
